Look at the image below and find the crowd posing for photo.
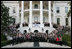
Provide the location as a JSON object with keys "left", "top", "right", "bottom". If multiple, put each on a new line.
{"left": 7, "top": 24, "right": 65, "bottom": 46}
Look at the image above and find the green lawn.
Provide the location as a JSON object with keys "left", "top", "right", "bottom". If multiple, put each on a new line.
{"left": 62, "top": 34, "right": 71, "bottom": 47}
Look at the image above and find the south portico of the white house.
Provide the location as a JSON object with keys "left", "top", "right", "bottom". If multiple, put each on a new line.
{"left": 3, "top": 1, "right": 71, "bottom": 34}
{"left": 17, "top": 1, "right": 55, "bottom": 34}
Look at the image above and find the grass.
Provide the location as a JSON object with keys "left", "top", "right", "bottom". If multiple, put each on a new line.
{"left": 62, "top": 34, "right": 71, "bottom": 47}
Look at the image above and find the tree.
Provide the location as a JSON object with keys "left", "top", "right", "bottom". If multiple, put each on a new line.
{"left": 1, "top": 1, "right": 15, "bottom": 32}
{"left": 67, "top": 2, "right": 71, "bottom": 17}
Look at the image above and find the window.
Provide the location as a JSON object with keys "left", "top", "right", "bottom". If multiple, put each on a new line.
{"left": 56, "top": 7, "right": 60, "bottom": 13}
{"left": 57, "top": 18, "right": 60, "bottom": 25}
{"left": 34, "top": 4, "right": 38, "bottom": 9}
{"left": 28, "top": 6, "right": 29, "bottom": 9}
{"left": 43, "top": 6, "right": 44, "bottom": 9}
{"left": 28, "top": 17, "right": 29, "bottom": 22}
{"left": 65, "top": 18, "right": 68, "bottom": 26}
{"left": 13, "top": 7, "right": 15, "bottom": 13}
{"left": 65, "top": 7, "right": 68, "bottom": 13}
{"left": 43, "top": 17, "right": 45, "bottom": 23}
{"left": 13, "top": 18, "right": 15, "bottom": 25}
{"left": 34, "top": 16, "right": 38, "bottom": 22}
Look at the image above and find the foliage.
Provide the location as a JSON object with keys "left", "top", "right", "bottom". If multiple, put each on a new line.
{"left": 1, "top": 40, "right": 11, "bottom": 47}
{"left": 1, "top": 1, "right": 15, "bottom": 32}
{"left": 67, "top": 2, "right": 71, "bottom": 17}
{"left": 1, "top": 33, "right": 7, "bottom": 41}
{"left": 62, "top": 34, "right": 71, "bottom": 47}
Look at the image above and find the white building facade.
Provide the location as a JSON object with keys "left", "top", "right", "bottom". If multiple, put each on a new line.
{"left": 3, "top": 1, "right": 71, "bottom": 34}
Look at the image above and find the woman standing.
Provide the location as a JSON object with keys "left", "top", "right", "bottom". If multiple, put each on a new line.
{"left": 56, "top": 36, "right": 59, "bottom": 45}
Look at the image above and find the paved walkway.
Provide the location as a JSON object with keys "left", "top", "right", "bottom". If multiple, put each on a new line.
{"left": 39, "top": 42, "right": 71, "bottom": 48}
{"left": 2, "top": 42, "right": 71, "bottom": 48}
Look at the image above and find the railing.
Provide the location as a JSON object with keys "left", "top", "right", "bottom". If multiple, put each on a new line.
{"left": 32, "top": 22, "right": 40, "bottom": 27}
{"left": 32, "top": 24, "right": 40, "bottom": 27}
{"left": 23, "top": 22, "right": 28, "bottom": 27}
{"left": 44, "top": 22, "right": 50, "bottom": 27}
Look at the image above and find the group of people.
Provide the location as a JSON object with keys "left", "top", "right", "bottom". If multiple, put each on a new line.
{"left": 25, "top": 33, "right": 48, "bottom": 42}
{"left": 7, "top": 25, "right": 48, "bottom": 45}
{"left": 11, "top": 32, "right": 48, "bottom": 45}
{"left": 48, "top": 25, "right": 64, "bottom": 45}
{"left": 7, "top": 24, "right": 65, "bottom": 46}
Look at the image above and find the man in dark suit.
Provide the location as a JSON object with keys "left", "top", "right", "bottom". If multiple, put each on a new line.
{"left": 12, "top": 36, "right": 16, "bottom": 45}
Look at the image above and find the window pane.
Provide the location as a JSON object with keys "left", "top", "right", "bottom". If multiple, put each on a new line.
{"left": 66, "top": 18, "right": 68, "bottom": 25}
{"left": 65, "top": 7, "right": 68, "bottom": 13}
{"left": 57, "top": 18, "right": 60, "bottom": 25}
{"left": 56, "top": 7, "right": 59, "bottom": 13}
{"left": 34, "top": 4, "right": 38, "bottom": 9}
{"left": 57, "top": 7, "right": 59, "bottom": 10}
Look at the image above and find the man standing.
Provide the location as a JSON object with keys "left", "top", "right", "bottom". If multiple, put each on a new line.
{"left": 59, "top": 36, "right": 62, "bottom": 45}
{"left": 12, "top": 36, "right": 16, "bottom": 45}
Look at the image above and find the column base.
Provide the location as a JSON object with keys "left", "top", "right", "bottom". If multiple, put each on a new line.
{"left": 40, "top": 24, "right": 44, "bottom": 27}
{"left": 20, "top": 24, "right": 23, "bottom": 28}
{"left": 50, "top": 24, "right": 53, "bottom": 28}
{"left": 29, "top": 24, "right": 32, "bottom": 28}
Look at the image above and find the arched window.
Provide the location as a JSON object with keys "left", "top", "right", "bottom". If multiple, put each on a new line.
{"left": 34, "top": 4, "right": 38, "bottom": 9}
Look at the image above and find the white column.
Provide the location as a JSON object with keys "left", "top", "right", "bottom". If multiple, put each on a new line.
{"left": 48, "top": 1, "right": 52, "bottom": 27}
{"left": 29, "top": 1, "right": 32, "bottom": 28}
{"left": 40, "top": 1, "right": 43, "bottom": 27}
{"left": 16, "top": 4, "right": 19, "bottom": 24}
{"left": 20, "top": 1, "right": 24, "bottom": 27}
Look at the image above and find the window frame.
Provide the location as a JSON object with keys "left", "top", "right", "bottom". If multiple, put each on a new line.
{"left": 34, "top": 4, "right": 38, "bottom": 9}
{"left": 57, "top": 18, "right": 60, "bottom": 25}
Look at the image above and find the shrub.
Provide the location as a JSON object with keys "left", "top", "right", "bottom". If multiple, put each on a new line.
{"left": 1, "top": 33, "right": 7, "bottom": 41}
{"left": 1, "top": 40, "right": 11, "bottom": 47}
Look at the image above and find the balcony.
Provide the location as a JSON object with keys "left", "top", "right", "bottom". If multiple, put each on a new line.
{"left": 44, "top": 22, "right": 50, "bottom": 27}
{"left": 23, "top": 22, "right": 28, "bottom": 27}
{"left": 32, "top": 22, "right": 40, "bottom": 27}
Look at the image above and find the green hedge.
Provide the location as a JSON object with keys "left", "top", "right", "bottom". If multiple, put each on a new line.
{"left": 1, "top": 33, "right": 7, "bottom": 41}
{"left": 1, "top": 40, "right": 11, "bottom": 47}
{"left": 62, "top": 34, "right": 71, "bottom": 47}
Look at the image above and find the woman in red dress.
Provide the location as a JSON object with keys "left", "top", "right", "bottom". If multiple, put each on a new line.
{"left": 56, "top": 36, "right": 59, "bottom": 44}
